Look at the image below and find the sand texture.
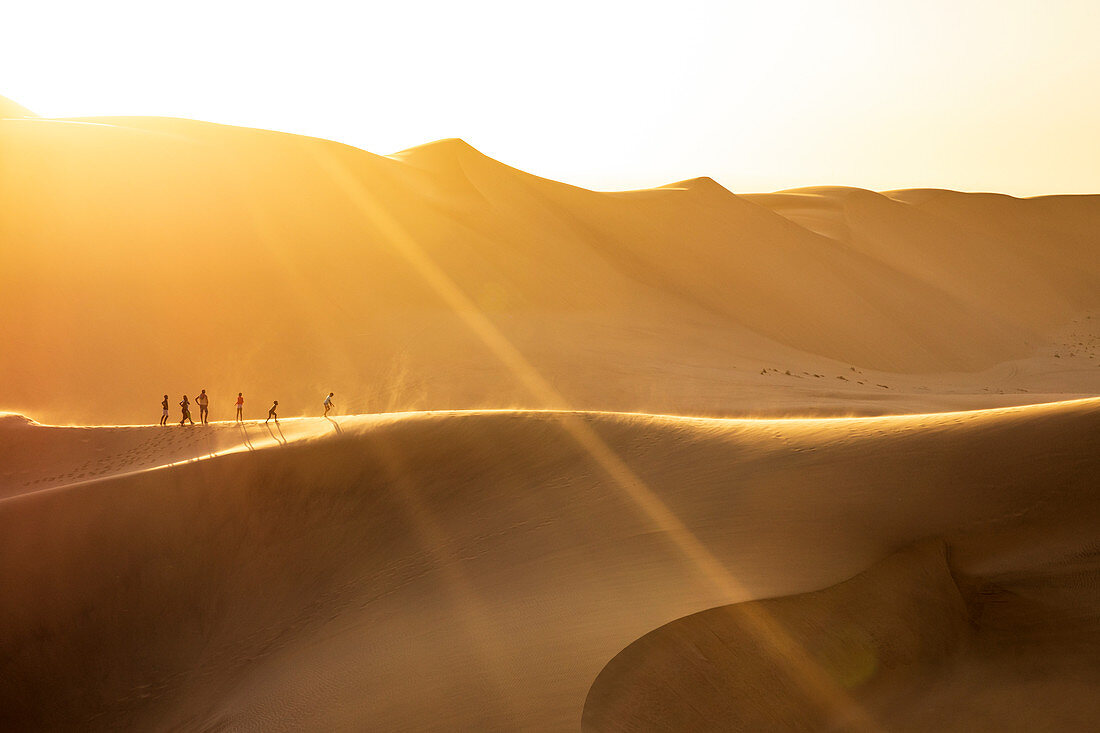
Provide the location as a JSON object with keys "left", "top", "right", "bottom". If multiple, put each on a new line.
{"left": 2, "top": 114, "right": 1100, "bottom": 731}
{"left": 2, "top": 400, "right": 1099, "bottom": 730}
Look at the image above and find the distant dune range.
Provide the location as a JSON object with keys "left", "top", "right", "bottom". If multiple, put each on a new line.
{"left": 2, "top": 108, "right": 1100, "bottom": 731}
{"left": 2, "top": 114, "right": 1100, "bottom": 424}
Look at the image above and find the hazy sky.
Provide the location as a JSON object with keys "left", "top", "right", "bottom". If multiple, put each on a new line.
{"left": 3, "top": 0, "right": 1098, "bottom": 195}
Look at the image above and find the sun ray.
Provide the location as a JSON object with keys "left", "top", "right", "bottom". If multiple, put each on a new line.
{"left": 359, "top": 427, "right": 526, "bottom": 725}
{"left": 309, "top": 142, "right": 883, "bottom": 729}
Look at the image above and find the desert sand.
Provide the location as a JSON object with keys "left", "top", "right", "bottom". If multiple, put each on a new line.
{"left": 1, "top": 108, "right": 1099, "bottom": 731}
{"left": 3, "top": 114, "right": 1100, "bottom": 425}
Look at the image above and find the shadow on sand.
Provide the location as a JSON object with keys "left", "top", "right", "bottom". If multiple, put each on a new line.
{"left": 236, "top": 423, "right": 255, "bottom": 451}
{"left": 264, "top": 421, "right": 287, "bottom": 446}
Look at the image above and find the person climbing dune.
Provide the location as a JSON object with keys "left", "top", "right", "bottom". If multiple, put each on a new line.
{"left": 180, "top": 395, "right": 194, "bottom": 425}
{"left": 160, "top": 394, "right": 169, "bottom": 425}
{"left": 266, "top": 400, "right": 278, "bottom": 424}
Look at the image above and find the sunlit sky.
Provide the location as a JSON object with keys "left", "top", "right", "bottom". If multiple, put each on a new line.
{"left": 3, "top": 0, "right": 1098, "bottom": 195}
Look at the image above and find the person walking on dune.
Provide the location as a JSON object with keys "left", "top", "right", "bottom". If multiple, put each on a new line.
{"left": 160, "top": 394, "right": 169, "bottom": 425}
{"left": 235, "top": 392, "right": 244, "bottom": 422}
{"left": 180, "top": 395, "right": 194, "bottom": 425}
{"left": 196, "top": 389, "right": 210, "bottom": 425}
{"left": 323, "top": 392, "right": 335, "bottom": 417}
{"left": 266, "top": 400, "right": 278, "bottom": 424}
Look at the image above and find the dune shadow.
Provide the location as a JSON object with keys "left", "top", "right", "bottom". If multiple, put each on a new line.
{"left": 583, "top": 539, "right": 1100, "bottom": 732}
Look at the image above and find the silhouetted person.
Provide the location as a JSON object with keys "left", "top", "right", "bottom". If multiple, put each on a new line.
{"left": 180, "top": 395, "right": 194, "bottom": 425}
{"left": 196, "top": 389, "right": 210, "bottom": 425}
{"left": 235, "top": 392, "right": 244, "bottom": 422}
{"left": 160, "top": 394, "right": 169, "bottom": 425}
{"left": 266, "top": 400, "right": 278, "bottom": 423}
{"left": 323, "top": 392, "right": 335, "bottom": 417}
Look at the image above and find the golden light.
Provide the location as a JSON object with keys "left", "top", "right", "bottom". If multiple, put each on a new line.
{"left": 2, "top": 0, "right": 1098, "bottom": 195}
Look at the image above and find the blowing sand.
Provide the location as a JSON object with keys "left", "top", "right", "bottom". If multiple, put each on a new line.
{"left": 2, "top": 113, "right": 1099, "bottom": 731}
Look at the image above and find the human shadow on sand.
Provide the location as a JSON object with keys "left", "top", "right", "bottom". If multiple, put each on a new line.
{"left": 264, "top": 421, "right": 287, "bottom": 446}
{"left": 236, "top": 423, "right": 255, "bottom": 451}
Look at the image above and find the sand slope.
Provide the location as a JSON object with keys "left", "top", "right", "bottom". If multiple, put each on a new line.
{"left": 584, "top": 541, "right": 974, "bottom": 731}
{"left": 584, "top": 538, "right": 1100, "bottom": 732}
{"left": 2, "top": 114, "right": 1099, "bottom": 425}
{"left": 0, "top": 94, "right": 35, "bottom": 118}
{"left": 3, "top": 102, "right": 1099, "bottom": 731}
{"left": 2, "top": 399, "right": 1098, "bottom": 730}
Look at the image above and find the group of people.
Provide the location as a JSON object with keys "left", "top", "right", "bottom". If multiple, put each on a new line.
{"left": 161, "top": 391, "right": 336, "bottom": 425}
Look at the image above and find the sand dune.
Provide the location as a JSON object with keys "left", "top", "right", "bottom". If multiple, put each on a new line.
{"left": 584, "top": 538, "right": 1100, "bottom": 732}
{"left": 2, "top": 399, "right": 1098, "bottom": 730}
{"left": 3, "top": 102, "right": 1099, "bottom": 730}
{"left": 2, "top": 114, "right": 1099, "bottom": 425}
{"left": 0, "top": 94, "right": 36, "bottom": 118}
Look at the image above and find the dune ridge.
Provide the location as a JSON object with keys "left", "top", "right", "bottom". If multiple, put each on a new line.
{"left": 3, "top": 113, "right": 1100, "bottom": 425}
{"left": 583, "top": 541, "right": 973, "bottom": 731}
{"left": 588, "top": 533, "right": 1100, "bottom": 732}
{"left": 0, "top": 94, "right": 36, "bottom": 118}
{"left": 584, "top": 534, "right": 1100, "bottom": 732}
{"left": 2, "top": 399, "right": 1098, "bottom": 730}
{"left": 3, "top": 98, "right": 1099, "bottom": 730}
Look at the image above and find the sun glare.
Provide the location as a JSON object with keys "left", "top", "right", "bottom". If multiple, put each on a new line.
{"left": 3, "top": 0, "right": 1098, "bottom": 195}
